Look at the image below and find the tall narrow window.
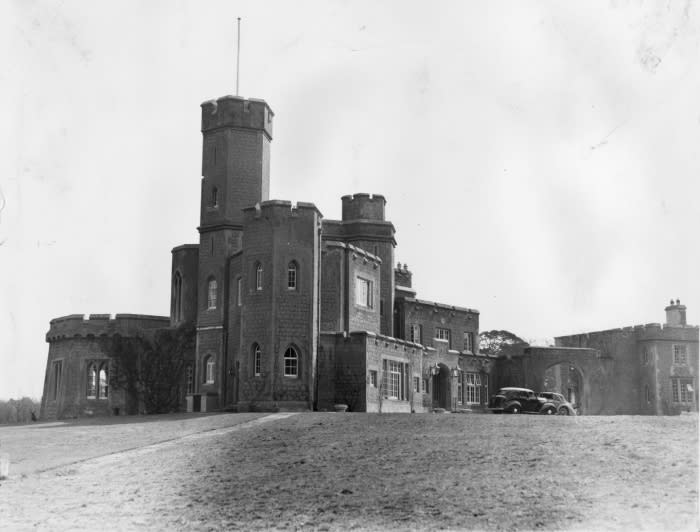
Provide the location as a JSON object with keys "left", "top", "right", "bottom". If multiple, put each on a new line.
{"left": 173, "top": 272, "right": 183, "bottom": 322}
{"left": 87, "top": 364, "right": 97, "bottom": 398}
{"left": 205, "top": 356, "right": 215, "bottom": 384}
{"left": 355, "top": 277, "right": 373, "bottom": 308}
{"left": 287, "top": 262, "right": 297, "bottom": 290}
{"left": 211, "top": 186, "right": 218, "bottom": 207}
{"left": 645, "top": 384, "right": 651, "bottom": 403}
{"left": 463, "top": 332, "right": 474, "bottom": 352}
{"left": 207, "top": 278, "right": 217, "bottom": 309}
{"left": 284, "top": 346, "right": 298, "bottom": 377}
{"left": 237, "top": 277, "right": 243, "bottom": 306}
{"left": 52, "top": 360, "right": 62, "bottom": 401}
{"left": 410, "top": 324, "right": 422, "bottom": 344}
{"left": 673, "top": 345, "right": 688, "bottom": 365}
{"left": 253, "top": 344, "right": 262, "bottom": 376}
{"left": 465, "top": 373, "right": 481, "bottom": 405}
{"left": 256, "top": 263, "right": 263, "bottom": 291}
{"left": 98, "top": 366, "right": 108, "bottom": 399}
{"left": 186, "top": 365, "right": 194, "bottom": 394}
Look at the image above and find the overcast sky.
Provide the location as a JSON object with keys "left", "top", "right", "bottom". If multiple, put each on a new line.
{"left": 1, "top": 1, "right": 698, "bottom": 400}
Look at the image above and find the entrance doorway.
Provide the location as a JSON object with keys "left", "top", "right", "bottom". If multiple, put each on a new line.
{"left": 544, "top": 363, "right": 583, "bottom": 414}
{"left": 431, "top": 364, "right": 450, "bottom": 410}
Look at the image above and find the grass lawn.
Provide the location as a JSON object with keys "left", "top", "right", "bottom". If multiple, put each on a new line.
{"left": 0, "top": 412, "right": 697, "bottom": 531}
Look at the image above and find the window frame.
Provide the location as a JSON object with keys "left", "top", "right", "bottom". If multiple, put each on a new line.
{"left": 435, "top": 327, "right": 451, "bottom": 347}
{"left": 464, "top": 372, "right": 482, "bottom": 405}
{"left": 256, "top": 263, "right": 263, "bottom": 291}
{"left": 409, "top": 324, "right": 422, "bottom": 344}
{"left": 87, "top": 363, "right": 97, "bottom": 399}
{"left": 207, "top": 277, "right": 218, "bottom": 309}
{"left": 98, "top": 364, "right": 109, "bottom": 399}
{"left": 355, "top": 277, "right": 373, "bottom": 308}
{"left": 237, "top": 277, "right": 243, "bottom": 307}
{"left": 205, "top": 356, "right": 215, "bottom": 384}
{"left": 671, "top": 377, "right": 694, "bottom": 404}
{"left": 253, "top": 344, "right": 262, "bottom": 377}
{"left": 673, "top": 344, "right": 688, "bottom": 365}
{"left": 287, "top": 262, "right": 297, "bottom": 290}
{"left": 283, "top": 346, "right": 299, "bottom": 378}
{"left": 369, "top": 370, "right": 378, "bottom": 388}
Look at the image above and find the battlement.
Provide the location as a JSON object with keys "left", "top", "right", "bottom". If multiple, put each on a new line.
{"left": 200, "top": 96, "right": 273, "bottom": 139}
{"left": 242, "top": 200, "right": 322, "bottom": 223}
{"left": 46, "top": 314, "right": 170, "bottom": 342}
{"left": 341, "top": 193, "right": 386, "bottom": 221}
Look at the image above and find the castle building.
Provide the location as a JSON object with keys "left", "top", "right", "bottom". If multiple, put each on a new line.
{"left": 40, "top": 95, "right": 491, "bottom": 419}
{"left": 39, "top": 93, "right": 697, "bottom": 419}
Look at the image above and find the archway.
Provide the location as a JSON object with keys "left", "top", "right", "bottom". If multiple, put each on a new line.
{"left": 543, "top": 362, "right": 583, "bottom": 414}
{"left": 431, "top": 363, "right": 450, "bottom": 410}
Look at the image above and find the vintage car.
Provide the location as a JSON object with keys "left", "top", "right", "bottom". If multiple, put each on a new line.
{"left": 488, "top": 387, "right": 559, "bottom": 414}
{"left": 537, "top": 392, "right": 577, "bottom": 415}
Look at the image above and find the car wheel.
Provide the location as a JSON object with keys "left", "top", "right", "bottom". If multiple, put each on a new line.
{"left": 543, "top": 407, "right": 555, "bottom": 415}
{"left": 508, "top": 406, "right": 520, "bottom": 414}
{"left": 558, "top": 407, "right": 570, "bottom": 416}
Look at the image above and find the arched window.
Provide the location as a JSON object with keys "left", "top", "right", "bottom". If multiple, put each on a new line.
{"left": 287, "top": 261, "right": 297, "bottom": 290}
{"left": 253, "top": 343, "right": 262, "bottom": 376}
{"left": 211, "top": 186, "right": 218, "bottom": 207}
{"left": 207, "top": 278, "right": 217, "bottom": 309}
{"left": 256, "top": 263, "right": 263, "bottom": 291}
{"left": 283, "top": 346, "right": 299, "bottom": 377}
{"left": 86, "top": 364, "right": 97, "bottom": 398}
{"left": 98, "top": 365, "right": 108, "bottom": 399}
{"left": 204, "top": 356, "right": 215, "bottom": 384}
{"left": 173, "top": 271, "right": 183, "bottom": 321}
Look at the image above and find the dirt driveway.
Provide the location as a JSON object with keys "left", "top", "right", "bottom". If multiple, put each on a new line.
{"left": 0, "top": 412, "right": 697, "bottom": 531}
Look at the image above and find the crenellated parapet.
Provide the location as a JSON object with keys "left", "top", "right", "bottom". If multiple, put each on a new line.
{"left": 200, "top": 96, "right": 273, "bottom": 139}
{"left": 341, "top": 193, "right": 386, "bottom": 221}
{"left": 242, "top": 199, "right": 322, "bottom": 224}
{"left": 46, "top": 314, "right": 170, "bottom": 342}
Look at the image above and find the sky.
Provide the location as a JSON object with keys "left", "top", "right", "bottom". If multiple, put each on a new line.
{"left": 1, "top": 1, "right": 698, "bottom": 400}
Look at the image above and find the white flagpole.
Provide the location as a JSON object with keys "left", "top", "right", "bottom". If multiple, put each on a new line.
{"left": 236, "top": 17, "right": 241, "bottom": 96}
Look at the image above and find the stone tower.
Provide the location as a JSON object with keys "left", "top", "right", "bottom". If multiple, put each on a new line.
{"left": 195, "top": 96, "right": 274, "bottom": 407}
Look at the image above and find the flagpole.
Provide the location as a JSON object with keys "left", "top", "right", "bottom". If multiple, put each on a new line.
{"left": 236, "top": 17, "right": 241, "bottom": 96}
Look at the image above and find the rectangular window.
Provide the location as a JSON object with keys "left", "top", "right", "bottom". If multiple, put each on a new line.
{"left": 413, "top": 376, "right": 420, "bottom": 393}
{"left": 463, "top": 332, "right": 474, "bottom": 352}
{"left": 457, "top": 374, "right": 463, "bottom": 404}
{"left": 369, "top": 370, "right": 377, "bottom": 388}
{"left": 422, "top": 378, "right": 428, "bottom": 394}
{"left": 52, "top": 361, "right": 62, "bottom": 401}
{"left": 436, "top": 327, "right": 450, "bottom": 347}
{"left": 355, "top": 277, "right": 373, "bottom": 308}
{"left": 673, "top": 345, "right": 688, "bottom": 365}
{"left": 237, "top": 278, "right": 243, "bottom": 307}
{"left": 465, "top": 373, "right": 482, "bottom": 405}
{"left": 483, "top": 374, "right": 489, "bottom": 399}
{"left": 382, "top": 359, "right": 407, "bottom": 400}
{"left": 642, "top": 347, "right": 650, "bottom": 365}
{"left": 410, "top": 324, "right": 422, "bottom": 344}
{"left": 672, "top": 378, "right": 694, "bottom": 404}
